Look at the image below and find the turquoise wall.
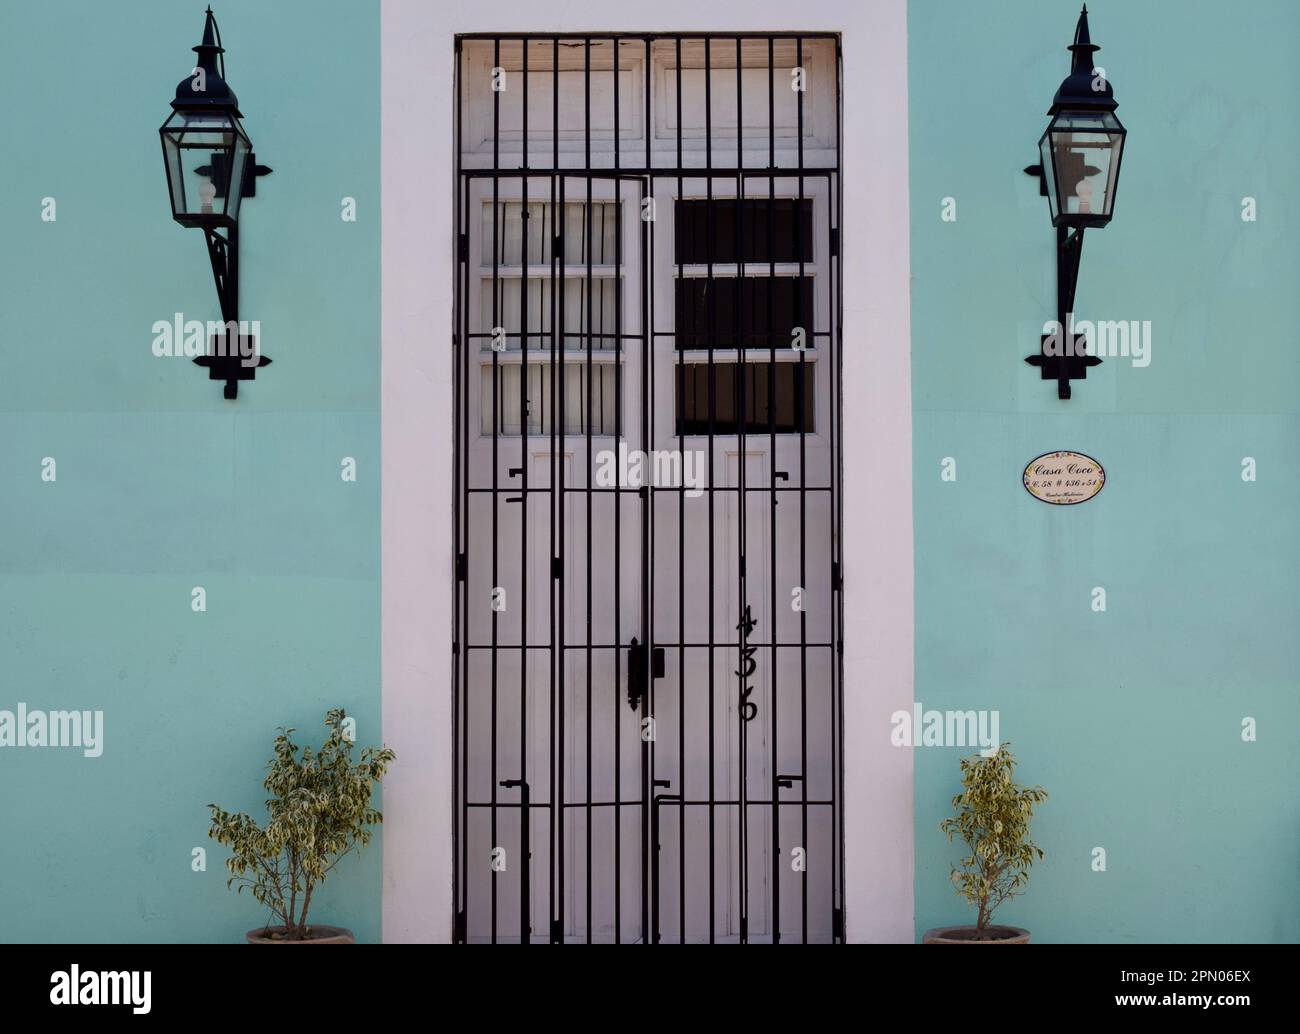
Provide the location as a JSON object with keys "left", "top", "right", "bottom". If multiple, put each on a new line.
{"left": 2, "top": 0, "right": 1295, "bottom": 946}
{"left": 0, "top": 0, "right": 381, "bottom": 941}
{"left": 909, "top": 0, "right": 1300, "bottom": 941}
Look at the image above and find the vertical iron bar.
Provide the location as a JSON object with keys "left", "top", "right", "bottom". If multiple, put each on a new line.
{"left": 556, "top": 103, "right": 568, "bottom": 946}
{"left": 734, "top": 35, "right": 749, "bottom": 947}
{"left": 490, "top": 34, "right": 501, "bottom": 946}
{"left": 674, "top": 35, "right": 688, "bottom": 945}
{"left": 612, "top": 36, "right": 623, "bottom": 944}
{"left": 794, "top": 35, "right": 809, "bottom": 945}
{"left": 520, "top": 37, "right": 531, "bottom": 943}
{"left": 830, "top": 35, "right": 844, "bottom": 941}
{"left": 704, "top": 35, "right": 718, "bottom": 946}
{"left": 452, "top": 34, "right": 464, "bottom": 941}
{"left": 582, "top": 36, "right": 594, "bottom": 944}
{"left": 460, "top": 137, "right": 473, "bottom": 945}
{"left": 548, "top": 39, "right": 560, "bottom": 945}
{"left": 766, "top": 35, "right": 780, "bottom": 945}
{"left": 551, "top": 36, "right": 566, "bottom": 941}
{"left": 643, "top": 40, "right": 657, "bottom": 947}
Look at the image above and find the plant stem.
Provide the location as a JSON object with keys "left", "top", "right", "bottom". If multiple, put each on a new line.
{"left": 298, "top": 880, "right": 316, "bottom": 937}
{"left": 288, "top": 854, "right": 298, "bottom": 932}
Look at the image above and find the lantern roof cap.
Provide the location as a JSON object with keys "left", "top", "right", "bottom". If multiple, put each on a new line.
{"left": 1050, "top": 5, "right": 1117, "bottom": 114}
{"left": 172, "top": 7, "right": 242, "bottom": 114}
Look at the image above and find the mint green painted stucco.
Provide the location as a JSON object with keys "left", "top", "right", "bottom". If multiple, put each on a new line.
{"left": 908, "top": 0, "right": 1300, "bottom": 941}
{"left": 0, "top": 1, "right": 381, "bottom": 941}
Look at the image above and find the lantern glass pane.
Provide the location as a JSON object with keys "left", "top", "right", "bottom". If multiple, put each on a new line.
{"left": 160, "top": 110, "right": 249, "bottom": 224}
{"left": 1045, "top": 110, "right": 1125, "bottom": 223}
{"left": 1039, "top": 130, "right": 1060, "bottom": 224}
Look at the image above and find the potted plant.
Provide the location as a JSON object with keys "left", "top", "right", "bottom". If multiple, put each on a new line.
{"left": 923, "top": 743, "right": 1047, "bottom": 944}
{"left": 208, "top": 708, "right": 396, "bottom": 943}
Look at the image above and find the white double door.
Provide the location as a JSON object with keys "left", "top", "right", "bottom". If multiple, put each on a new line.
{"left": 462, "top": 175, "right": 835, "bottom": 943}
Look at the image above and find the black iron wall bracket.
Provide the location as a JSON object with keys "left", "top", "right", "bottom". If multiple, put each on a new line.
{"left": 193, "top": 160, "right": 273, "bottom": 400}
{"left": 242, "top": 154, "right": 274, "bottom": 198}
{"left": 194, "top": 152, "right": 273, "bottom": 200}
{"left": 1023, "top": 164, "right": 1101, "bottom": 400}
{"left": 197, "top": 221, "right": 272, "bottom": 400}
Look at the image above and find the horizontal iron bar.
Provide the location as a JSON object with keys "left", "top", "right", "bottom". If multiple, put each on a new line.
{"left": 468, "top": 333, "right": 834, "bottom": 341}
{"left": 456, "top": 32, "right": 842, "bottom": 40}
{"left": 465, "top": 799, "right": 835, "bottom": 809}
{"left": 463, "top": 486, "right": 836, "bottom": 495}
{"left": 461, "top": 168, "right": 837, "bottom": 179}
{"left": 653, "top": 331, "right": 833, "bottom": 339}
{"left": 463, "top": 642, "right": 837, "bottom": 651}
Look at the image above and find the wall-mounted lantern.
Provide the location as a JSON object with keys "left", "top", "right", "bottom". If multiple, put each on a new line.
{"left": 1024, "top": 5, "right": 1126, "bottom": 400}
{"left": 159, "top": 7, "right": 272, "bottom": 399}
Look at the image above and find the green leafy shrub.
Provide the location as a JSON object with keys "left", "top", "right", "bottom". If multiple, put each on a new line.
{"left": 208, "top": 708, "right": 396, "bottom": 940}
{"left": 938, "top": 744, "right": 1047, "bottom": 935}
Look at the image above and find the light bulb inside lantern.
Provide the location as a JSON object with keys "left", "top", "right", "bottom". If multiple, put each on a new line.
{"left": 199, "top": 181, "right": 217, "bottom": 214}
{"left": 1075, "top": 178, "right": 1094, "bottom": 214}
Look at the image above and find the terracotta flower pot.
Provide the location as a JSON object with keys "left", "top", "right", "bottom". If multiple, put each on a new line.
{"left": 245, "top": 925, "right": 355, "bottom": 944}
{"left": 922, "top": 925, "right": 1031, "bottom": 944}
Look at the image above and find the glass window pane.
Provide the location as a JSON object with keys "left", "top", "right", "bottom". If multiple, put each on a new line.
{"left": 674, "top": 361, "right": 814, "bottom": 435}
{"left": 481, "top": 362, "right": 619, "bottom": 435}
{"left": 481, "top": 276, "right": 620, "bottom": 350}
{"left": 481, "top": 201, "right": 620, "bottom": 266}
{"left": 674, "top": 199, "right": 813, "bottom": 263}
{"left": 675, "top": 276, "right": 814, "bottom": 349}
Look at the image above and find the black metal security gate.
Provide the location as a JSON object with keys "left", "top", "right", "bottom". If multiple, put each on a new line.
{"left": 453, "top": 33, "right": 843, "bottom": 943}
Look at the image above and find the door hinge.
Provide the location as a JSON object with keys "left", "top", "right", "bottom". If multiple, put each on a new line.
{"left": 458, "top": 233, "right": 469, "bottom": 263}
{"left": 829, "top": 227, "right": 839, "bottom": 257}
{"left": 456, "top": 552, "right": 467, "bottom": 581}
{"left": 831, "top": 561, "right": 842, "bottom": 591}
{"left": 552, "top": 556, "right": 562, "bottom": 580}
{"left": 549, "top": 918, "right": 563, "bottom": 944}
{"left": 454, "top": 908, "right": 467, "bottom": 943}
{"left": 833, "top": 906, "right": 845, "bottom": 942}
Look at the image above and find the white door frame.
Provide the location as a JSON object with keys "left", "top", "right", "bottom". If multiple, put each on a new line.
{"left": 380, "top": 0, "right": 913, "bottom": 944}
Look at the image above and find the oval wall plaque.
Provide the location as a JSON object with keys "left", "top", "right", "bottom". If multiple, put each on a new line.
{"left": 1023, "top": 450, "right": 1105, "bottom": 505}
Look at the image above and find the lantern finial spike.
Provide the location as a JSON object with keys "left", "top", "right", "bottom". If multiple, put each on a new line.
{"left": 1066, "top": 3, "right": 1101, "bottom": 82}
{"left": 173, "top": 3, "right": 238, "bottom": 112}
{"left": 1071, "top": 7, "right": 1096, "bottom": 55}
{"left": 192, "top": 5, "right": 226, "bottom": 79}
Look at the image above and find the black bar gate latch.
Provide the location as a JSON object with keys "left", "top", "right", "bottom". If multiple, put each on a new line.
{"left": 626, "top": 637, "right": 665, "bottom": 712}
